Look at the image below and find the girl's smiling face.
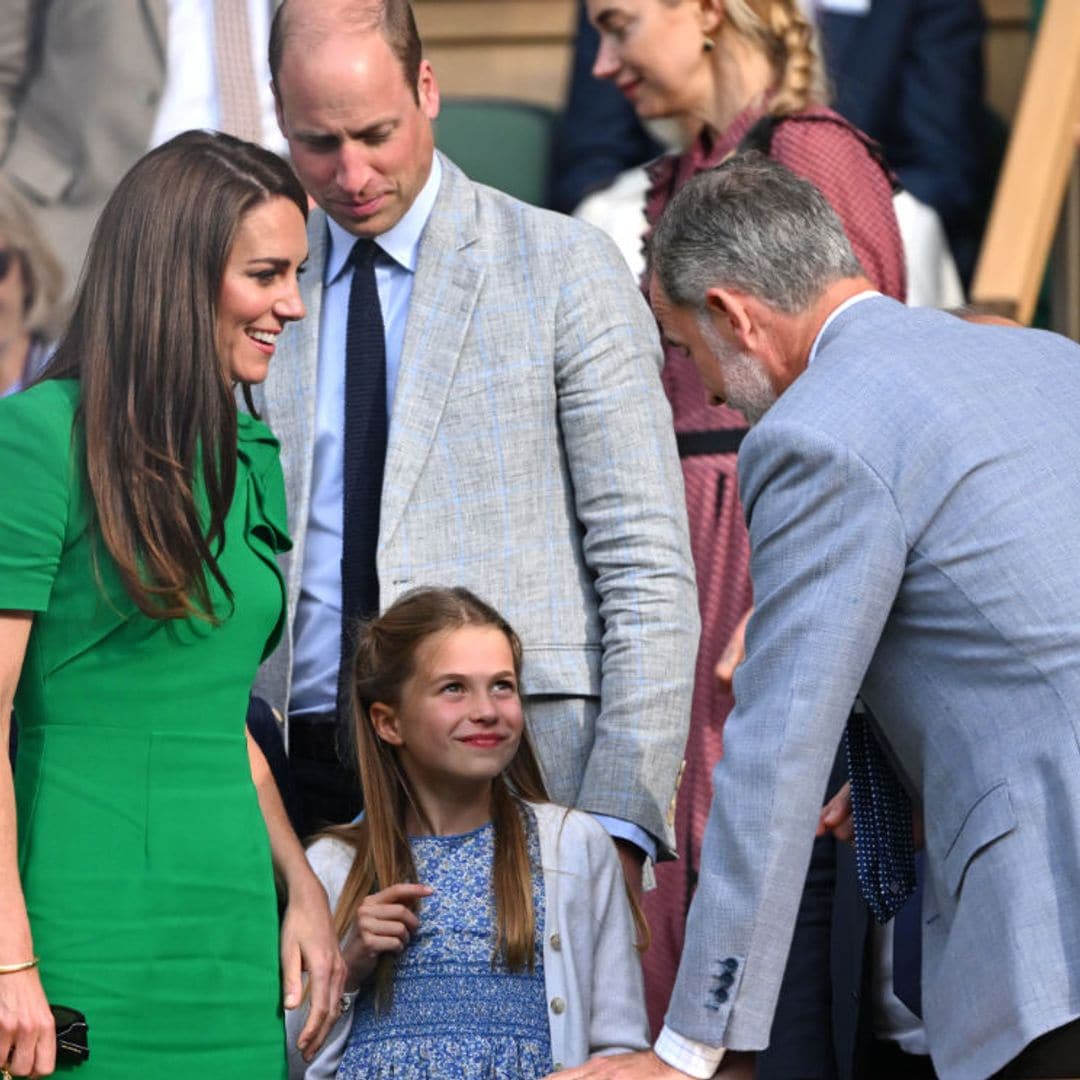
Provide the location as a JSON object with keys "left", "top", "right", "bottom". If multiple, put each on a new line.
{"left": 371, "top": 625, "right": 524, "bottom": 801}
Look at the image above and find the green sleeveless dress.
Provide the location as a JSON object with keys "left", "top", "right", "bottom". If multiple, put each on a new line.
{"left": 0, "top": 379, "right": 288, "bottom": 1077}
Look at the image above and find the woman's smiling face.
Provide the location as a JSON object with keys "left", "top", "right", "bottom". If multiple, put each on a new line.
{"left": 216, "top": 195, "right": 308, "bottom": 385}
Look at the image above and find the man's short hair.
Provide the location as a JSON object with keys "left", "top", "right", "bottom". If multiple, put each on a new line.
{"left": 270, "top": 0, "right": 423, "bottom": 103}
{"left": 650, "top": 153, "right": 865, "bottom": 314}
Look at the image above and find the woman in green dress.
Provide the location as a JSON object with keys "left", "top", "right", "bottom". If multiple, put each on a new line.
{"left": 0, "top": 130, "right": 346, "bottom": 1078}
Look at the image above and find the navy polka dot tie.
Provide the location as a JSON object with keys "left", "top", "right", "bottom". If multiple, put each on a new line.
{"left": 844, "top": 705, "right": 917, "bottom": 923}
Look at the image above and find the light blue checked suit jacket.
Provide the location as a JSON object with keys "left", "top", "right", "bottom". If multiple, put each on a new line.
{"left": 250, "top": 154, "right": 697, "bottom": 855}
{"left": 665, "top": 297, "right": 1080, "bottom": 1079}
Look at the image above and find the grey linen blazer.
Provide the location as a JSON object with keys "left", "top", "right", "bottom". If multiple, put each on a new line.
{"left": 665, "top": 297, "right": 1080, "bottom": 1079}
{"left": 250, "top": 154, "right": 697, "bottom": 854}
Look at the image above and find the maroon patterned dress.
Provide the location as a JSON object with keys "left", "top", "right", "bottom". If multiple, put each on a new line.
{"left": 640, "top": 101, "right": 906, "bottom": 1033}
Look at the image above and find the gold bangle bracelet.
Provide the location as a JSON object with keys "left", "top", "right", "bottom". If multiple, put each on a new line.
{"left": 0, "top": 956, "right": 38, "bottom": 974}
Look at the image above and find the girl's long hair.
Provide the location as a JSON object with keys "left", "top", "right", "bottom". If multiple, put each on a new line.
{"left": 41, "top": 130, "right": 308, "bottom": 619}
{"left": 322, "top": 587, "right": 549, "bottom": 1011}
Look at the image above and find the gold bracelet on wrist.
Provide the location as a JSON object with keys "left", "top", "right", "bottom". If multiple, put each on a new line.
{"left": 0, "top": 956, "right": 39, "bottom": 974}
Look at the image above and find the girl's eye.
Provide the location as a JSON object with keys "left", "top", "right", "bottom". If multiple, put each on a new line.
{"left": 440, "top": 681, "right": 464, "bottom": 694}
{"left": 493, "top": 679, "right": 517, "bottom": 694}
{"left": 252, "top": 270, "right": 277, "bottom": 284}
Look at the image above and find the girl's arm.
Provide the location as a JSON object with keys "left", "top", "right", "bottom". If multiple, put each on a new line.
{"left": 247, "top": 733, "right": 347, "bottom": 1060}
{"left": 0, "top": 612, "right": 55, "bottom": 1078}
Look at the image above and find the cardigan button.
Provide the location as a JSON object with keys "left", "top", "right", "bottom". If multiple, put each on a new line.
{"left": 549, "top": 932, "right": 562, "bottom": 950}
{"left": 550, "top": 996, "right": 566, "bottom": 1014}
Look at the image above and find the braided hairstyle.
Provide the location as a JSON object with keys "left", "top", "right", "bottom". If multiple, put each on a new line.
{"left": 722, "top": 0, "right": 826, "bottom": 115}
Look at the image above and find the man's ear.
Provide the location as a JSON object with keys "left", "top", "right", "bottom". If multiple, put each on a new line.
{"left": 370, "top": 702, "right": 404, "bottom": 746}
{"left": 417, "top": 59, "right": 440, "bottom": 121}
{"left": 705, "top": 286, "right": 755, "bottom": 348}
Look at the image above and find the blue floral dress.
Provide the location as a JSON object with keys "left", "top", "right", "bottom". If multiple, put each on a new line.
{"left": 337, "top": 809, "right": 554, "bottom": 1079}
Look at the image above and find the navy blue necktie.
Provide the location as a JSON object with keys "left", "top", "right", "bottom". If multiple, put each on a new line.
{"left": 845, "top": 705, "right": 917, "bottom": 923}
{"left": 339, "top": 238, "right": 387, "bottom": 717}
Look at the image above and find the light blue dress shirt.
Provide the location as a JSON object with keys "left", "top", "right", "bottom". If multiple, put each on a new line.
{"left": 289, "top": 157, "right": 443, "bottom": 716}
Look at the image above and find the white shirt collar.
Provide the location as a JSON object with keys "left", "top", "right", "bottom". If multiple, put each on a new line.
{"left": 324, "top": 153, "right": 443, "bottom": 284}
{"left": 807, "top": 289, "right": 880, "bottom": 367}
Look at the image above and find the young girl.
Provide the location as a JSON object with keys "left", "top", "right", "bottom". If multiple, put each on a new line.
{"left": 286, "top": 586, "right": 649, "bottom": 1078}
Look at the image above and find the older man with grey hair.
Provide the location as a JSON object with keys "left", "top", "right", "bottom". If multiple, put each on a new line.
{"left": 552, "top": 154, "right": 1080, "bottom": 1080}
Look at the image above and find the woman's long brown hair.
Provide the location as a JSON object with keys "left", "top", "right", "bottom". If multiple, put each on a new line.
{"left": 321, "top": 587, "right": 550, "bottom": 1012}
{"left": 41, "top": 130, "right": 308, "bottom": 619}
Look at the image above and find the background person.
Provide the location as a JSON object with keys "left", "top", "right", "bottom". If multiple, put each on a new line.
{"left": 584, "top": 0, "right": 904, "bottom": 1029}
{"left": 0, "top": 0, "right": 287, "bottom": 305}
{"left": 287, "top": 587, "right": 650, "bottom": 1078}
{"left": 0, "top": 130, "right": 344, "bottom": 1079}
{"left": 556, "top": 0, "right": 991, "bottom": 287}
{"left": 0, "top": 175, "right": 62, "bottom": 398}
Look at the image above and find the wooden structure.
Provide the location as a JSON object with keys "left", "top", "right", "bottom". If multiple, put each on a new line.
{"left": 971, "top": 0, "right": 1080, "bottom": 324}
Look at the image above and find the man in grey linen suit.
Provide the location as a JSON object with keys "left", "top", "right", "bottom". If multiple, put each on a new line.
{"left": 0, "top": 0, "right": 281, "bottom": 303}
{"left": 552, "top": 154, "right": 1080, "bottom": 1080}
{"left": 253, "top": 0, "right": 698, "bottom": 885}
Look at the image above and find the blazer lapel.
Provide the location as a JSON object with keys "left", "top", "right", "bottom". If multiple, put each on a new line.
{"left": 263, "top": 211, "right": 326, "bottom": 600}
{"left": 379, "top": 155, "right": 484, "bottom": 547}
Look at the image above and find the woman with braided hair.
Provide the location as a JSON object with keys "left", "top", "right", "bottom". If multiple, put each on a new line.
{"left": 585, "top": 0, "right": 907, "bottom": 1037}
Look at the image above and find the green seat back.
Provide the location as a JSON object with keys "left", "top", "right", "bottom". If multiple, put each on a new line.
{"left": 434, "top": 98, "right": 556, "bottom": 207}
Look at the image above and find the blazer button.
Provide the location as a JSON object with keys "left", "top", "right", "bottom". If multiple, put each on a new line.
{"left": 549, "top": 932, "right": 562, "bottom": 951}
{"left": 554, "top": 1065, "right": 564, "bottom": 1072}
{"left": 550, "top": 997, "right": 566, "bottom": 1014}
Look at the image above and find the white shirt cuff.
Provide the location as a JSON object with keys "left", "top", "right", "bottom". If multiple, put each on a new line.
{"left": 655, "top": 1025, "right": 726, "bottom": 1078}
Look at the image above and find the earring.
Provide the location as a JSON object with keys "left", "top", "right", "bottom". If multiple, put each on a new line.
{"left": 703, "top": 37, "right": 715, "bottom": 52}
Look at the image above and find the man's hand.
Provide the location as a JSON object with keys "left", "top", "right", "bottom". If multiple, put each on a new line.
{"left": 815, "top": 779, "right": 924, "bottom": 848}
{"left": 545, "top": 1050, "right": 755, "bottom": 1079}
{"left": 614, "top": 839, "right": 645, "bottom": 901}
{"left": 545, "top": 1049, "right": 693, "bottom": 1078}
{"left": 816, "top": 781, "right": 854, "bottom": 842}
{"left": 715, "top": 608, "right": 753, "bottom": 693}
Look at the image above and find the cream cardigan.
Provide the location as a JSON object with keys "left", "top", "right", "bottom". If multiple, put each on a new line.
{"left": 286, "top": 801, "right": 650, "bottom": 1077}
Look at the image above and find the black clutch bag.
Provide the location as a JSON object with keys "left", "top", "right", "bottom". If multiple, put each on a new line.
{"left": 52, "top": 1005, "right": 89, "bottom": 1064}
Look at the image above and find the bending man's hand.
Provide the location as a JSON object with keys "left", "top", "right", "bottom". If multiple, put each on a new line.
{"left": 281, "top": 878, "right": 348, "bottom": 1062}
{"left": 545, "top": 1050, "right": 754, "bottom": 1079}
{"left": 816, "top": 781, "right": 854, "bottom": 842}
{"left": 545, "top": 1049, "right": 693, "bottom": 1078}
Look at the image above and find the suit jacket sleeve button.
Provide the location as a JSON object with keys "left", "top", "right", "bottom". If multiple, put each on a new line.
{"left": 550, "top": 997, "right": 566, "bottom": 1014}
